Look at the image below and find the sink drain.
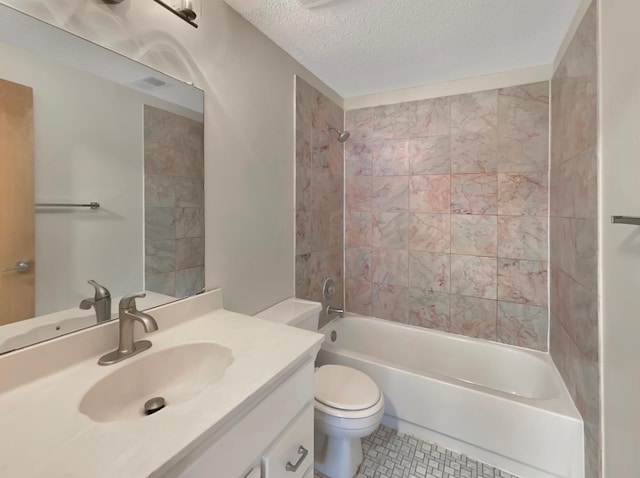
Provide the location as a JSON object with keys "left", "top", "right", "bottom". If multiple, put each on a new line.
{"left": 144, "top": 396, "right": 166, "bottom": 416}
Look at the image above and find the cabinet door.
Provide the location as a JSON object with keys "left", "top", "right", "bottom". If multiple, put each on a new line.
{"left": 263, "top": 405, "right": 313, "bottom": 478}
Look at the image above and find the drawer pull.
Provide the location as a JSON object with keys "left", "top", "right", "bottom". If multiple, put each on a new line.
{"left": 285, "top": 445, "right": 308, "bottom": 472}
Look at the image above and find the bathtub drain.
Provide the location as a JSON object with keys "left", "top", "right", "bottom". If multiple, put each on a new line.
{"left": 331, "top": 330, "right": 337, "bottom": 342}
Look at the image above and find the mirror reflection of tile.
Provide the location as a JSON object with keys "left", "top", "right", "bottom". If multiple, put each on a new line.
{"left": 144, "top": 105, "right": 205, "bottom": 298}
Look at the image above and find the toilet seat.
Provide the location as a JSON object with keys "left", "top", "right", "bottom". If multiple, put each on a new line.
{"left": 314, "top": 395, "right": 384, "bottom": 419}
{"left": 314, "top": 365, "right": 383, "bottom": 419}
{"left": 315, "top": 364, "right": 380, "bottom": 410}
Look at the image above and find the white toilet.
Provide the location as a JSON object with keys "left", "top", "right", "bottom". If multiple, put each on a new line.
{"left": 255, "top": 298, "right": 384, "bottom": 478}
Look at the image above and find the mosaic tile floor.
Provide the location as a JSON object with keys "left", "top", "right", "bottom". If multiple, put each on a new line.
{"left": 314, "top": 425, "right": 519, "bottom": 478}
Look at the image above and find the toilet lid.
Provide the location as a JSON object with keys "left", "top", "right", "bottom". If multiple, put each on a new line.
{"left": 314, "top": 364, "right": 381, "bottom": 411}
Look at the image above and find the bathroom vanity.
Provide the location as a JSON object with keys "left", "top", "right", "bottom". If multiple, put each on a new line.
{"left": 0, "top": 290, "right": 323, "bottom": 477}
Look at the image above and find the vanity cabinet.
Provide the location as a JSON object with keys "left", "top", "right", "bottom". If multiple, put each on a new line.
{"left": 164, "top": 359, "right": 315, "bottom": 478}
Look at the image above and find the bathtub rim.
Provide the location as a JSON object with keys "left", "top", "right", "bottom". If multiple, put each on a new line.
{"left": 319, "top": 313, "right": 582, "bottom": 419}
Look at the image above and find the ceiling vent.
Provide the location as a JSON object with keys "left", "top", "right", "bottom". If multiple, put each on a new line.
{"left": 128, "top": 76, "right": 168, "bottom": 91}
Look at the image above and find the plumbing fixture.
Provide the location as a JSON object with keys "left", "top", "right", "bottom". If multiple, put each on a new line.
{"left": 98, "top": 293, "right": 158, "bottom": 365}
{"left": 326, "top": 305, "right": 344, "bottom": 318}
{"left": 328, "top": 126, "right": 350, "bottom": 142}
{"left": 80, "top": 280, "right": 112, "bottom": 323}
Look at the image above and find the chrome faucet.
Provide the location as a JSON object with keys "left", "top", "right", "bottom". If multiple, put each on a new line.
{"left": 326, "top": 305, "right": 344, "bottom": 318}
{"left": 79, "top": 280, "right": 112, "bottom": 323}
{"left": 98, "top": 293, "right": 159, "bottom": 365}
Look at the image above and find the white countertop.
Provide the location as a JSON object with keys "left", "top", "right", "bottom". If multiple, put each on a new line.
{"left": 0, "top": 290, "right": 323, "bottom": 477}
{"left": 0, "top": 290, "right": 177, "bottom": 353}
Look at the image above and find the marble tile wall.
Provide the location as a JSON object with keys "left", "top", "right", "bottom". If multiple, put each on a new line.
{"left": 344, "top": 81, "right": 549, "bottom": 351}
{"left": 144, "top": 105, "right": 205, "bottom": 297}
{"left": 295, "top": 78, "right": 344, "bottom": 327}
{"left": 549, "top": 3, "right": 600, "bottom": 477}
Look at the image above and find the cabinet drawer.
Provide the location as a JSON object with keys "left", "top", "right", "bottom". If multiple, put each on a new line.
{"left": 263, "top": 405, "right": 313, "bottom": 478}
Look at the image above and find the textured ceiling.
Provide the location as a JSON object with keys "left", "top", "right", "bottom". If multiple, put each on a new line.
{"left": 222, "top": 0, "right": 582, "bottom": 98}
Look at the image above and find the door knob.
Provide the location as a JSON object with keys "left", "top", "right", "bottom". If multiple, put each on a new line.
{"left": 2, "top": 260, "right": 31, "bottom": 273}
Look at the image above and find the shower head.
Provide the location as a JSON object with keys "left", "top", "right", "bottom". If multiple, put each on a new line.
{"left": 328, "top": 126, "right": 350, "bottom": 143}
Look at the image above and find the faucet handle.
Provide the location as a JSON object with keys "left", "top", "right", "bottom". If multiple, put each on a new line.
{"left": 88, "top": 280, "right": 111, "bottom": 300}
{"left": 119, "top": 293, "right": 146, "bottom": 311}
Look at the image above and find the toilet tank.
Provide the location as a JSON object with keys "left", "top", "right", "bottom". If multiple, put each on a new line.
{"left": 254, "top": 298, "right": 321, "bottom": 331}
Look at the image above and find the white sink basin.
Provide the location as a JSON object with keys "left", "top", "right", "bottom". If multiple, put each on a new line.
{"left": 79, "top": 342, "right": 233, "bottom": 422}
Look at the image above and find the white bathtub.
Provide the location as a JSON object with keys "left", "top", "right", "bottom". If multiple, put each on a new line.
{"left": 316, "top": 315, "right": 584, "bottom": 478}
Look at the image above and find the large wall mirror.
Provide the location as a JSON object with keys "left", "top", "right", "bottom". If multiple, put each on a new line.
{"left": 0, "top": 5, "right": 204, "bottom": 354}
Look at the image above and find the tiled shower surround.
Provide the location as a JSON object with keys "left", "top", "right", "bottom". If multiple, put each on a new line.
{"left": 295, "top": 77, "right": 345, "bottom": 326}
{"left": 549, "top": 3, "right": 600, "bottom": 477}
{"left": 344, "top": 82, "right": 549, "bottom": 350}
{"left": 144, "top": 105, "right": 205, "bottom": 298}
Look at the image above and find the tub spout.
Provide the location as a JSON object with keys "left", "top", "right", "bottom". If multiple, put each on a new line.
{"left": 326, "top": 306, "right": 344, "bottom": 318}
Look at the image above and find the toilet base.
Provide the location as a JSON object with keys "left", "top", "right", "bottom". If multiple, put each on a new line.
{"left": 314, "top": 430, "right": 363, "bottom": 478}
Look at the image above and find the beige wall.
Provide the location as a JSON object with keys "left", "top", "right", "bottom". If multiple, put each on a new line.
{"left": 0, "top": 0, "right": 341, "bottom": 314}
{"left": 600, "top": 0, "right": 640, "bottom": 476}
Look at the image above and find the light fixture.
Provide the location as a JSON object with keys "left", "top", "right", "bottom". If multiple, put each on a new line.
{"left": 152, "top": 0, "right": 199, "bottom": 28}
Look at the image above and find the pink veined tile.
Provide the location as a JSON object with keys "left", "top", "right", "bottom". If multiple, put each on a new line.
{"left": 296, "top": 164, "right": 312, "bottom": 212}
{"left": 408, "top": 213, "right": 450, "bottom": 253}
{"left": 371, "top": 104, "right": 395, "bottom": 140}
{"left": 449, "top": 295, "right": 497, "bottom": 340}
{"left": 295, "top": 253, "right": 311, "bottom": 299}
{"left": 176, "top": 237, "right": 204, "bottom": 269}
{"left": 409, "top": 97, "right": 451, "bottom": 137}
{"left": 345, "top": 246, "right": 372, "bottom": 281}
{"left": 409, "top": 175, "right": 450, "bottom": 214}
{"left": 311, "top": 169, "right": 342, "bottom": 212}
{"left": 372, "top": 139, "right": 410, "bottom": 175}
{"left": 346, "top": 176, "right": 372, "bottom": 212}
{"left": 552, "top": 5, "right": 597, "bottom": 165}
{"left": 308, "top": 249, "right": 330, "bottom": 302}
{"left": 409, "top": 135, "right": 451, "bottom": 175}
{"left": 409, "top": 251, "right": 450, "bottom": 293}
{"left": 346, "top": 107, "right": 373, "bottom": 143}
{"left": 345, "top": 141, "right": 373, "bottom": 177}
{"left": 498, "top": 259, "right": 548, "bottom": 306}
{"left": 328, "top": 245, "right": 344, "bottom": 283}
{"left": 391, "top": 101, "right": 412, "bottom": 138}
{"left": 372, "top": 248, "right": 409, "bottom": 287}
{"left": 498, "top": 216, "right": 548, "bottom": 261}
{"left": 451, "top": 90, "right": 498, "bottom": 134}
{"left": 550, "top": 148, "right": 596, "bottom": 219}
{"left": 573, "top": 279, "right": 598, "bottom": 361}
{"left": 497, "top": 82, "right": 549, "bottom": 173}
{"left": 345, "top": 211, "right": 373, "bottom": 247}
{"left": 310, "top": 210, "right": 331, "bottom": 252}
{"left": 498, "top": 82, "right": 550, "bottom": 140}
{"left": 450, "top": 173, "right": 498, "bottom": 215}
{"left": 311, "top": 127, "right": 331, "bottom": 171}
{"left": 372, "top": 176, "right": 409, "bottom": 212}
{"left": 345, "top": 278, "right": 372, "bottom": 316}
{"left": 450, "top": 254, "right": 497, "bottom": 300}
{"left": 549, "top": 217, "right": 574, "bottom": 276}
{"left": 329, "top": 210, "right": 343, "bottom": 249}
{"left": 450, "top": 215, "right": 497, "bottom": 256}
{"left": 497, "top": 172, "right": 548, "bottom": 217}
{"left": 497, "top": 302, "right": 548, "bottom": 351}
{"left": 450, "top": 131, "right": 498, "bottom": 173}
{"left": 372, "top": 212, "right": 409, "bottom": 249}
{"left": 573, "top": 218, "right": 598, "bottom": 291}
{"left": 295, "top": 210, "right": 312, "bottom": 255}
{"left": 408, "top": 289, "right": 450, "bottom": 331}
{"left": 372, "top": 283, "right": 409, "bottom": 323}
{"left": 145, "top": 174, "right": 175, "bottom": 208}
{"left": 549, "top": 266, "right": 576, "bottom": 339}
